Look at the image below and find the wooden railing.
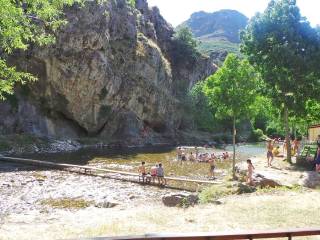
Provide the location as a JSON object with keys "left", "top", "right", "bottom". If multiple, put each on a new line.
{"left": 87, "top": 229, "right": 320, "bottom": 240}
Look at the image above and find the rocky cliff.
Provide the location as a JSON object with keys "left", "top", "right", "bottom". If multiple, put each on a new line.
{"left": 0, "top": 0, "right": 216, "bottom": 146}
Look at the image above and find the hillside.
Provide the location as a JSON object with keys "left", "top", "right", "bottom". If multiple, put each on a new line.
{"left": 178, "top": 9, "right": 248, "bottom": 64}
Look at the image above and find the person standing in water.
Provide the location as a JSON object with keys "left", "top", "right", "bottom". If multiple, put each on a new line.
{"left": 246, "top": 159, "right": 255, "bottom": 185}
{"left": 176, "top": 147, "right": 182, "bottom": 161}
{"left": 195, "top": 146, "right": 199, "bottom": 160}
{"left": 208, "top": 156, "right": 216, "bottom": 179}
{"left": 267, "top": 140, "right": 274, "bottom": 167}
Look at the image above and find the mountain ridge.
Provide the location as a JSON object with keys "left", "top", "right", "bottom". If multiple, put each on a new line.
{"left": 178, "top": 9, "right": 248, "bottom": 64}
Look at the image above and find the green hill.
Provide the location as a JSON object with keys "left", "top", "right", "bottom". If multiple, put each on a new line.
{"left": 177, "top": 9, "right": 248, "bottom": 64}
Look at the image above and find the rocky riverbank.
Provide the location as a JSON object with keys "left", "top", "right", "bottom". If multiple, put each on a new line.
{"left": 2, "top": 145, "right": 320, "bottom": 240}
{"left": 0, "top": 162, "right": 186, "bottom": 219}
{"left": 1, "top": 160, "right": 320, "bottom": 240}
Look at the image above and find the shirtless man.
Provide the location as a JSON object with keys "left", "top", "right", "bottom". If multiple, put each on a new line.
{"left": 267, "top": 140, "right": 274, "bottom": 167}
{"left": 138, "top": 161, "right": 146, "bottom": 182}
{"left": 208, "top": 157, "right": 216, "bottom": 179}
{"left": 292, "top": 138, "right": 300, "bottom": 156}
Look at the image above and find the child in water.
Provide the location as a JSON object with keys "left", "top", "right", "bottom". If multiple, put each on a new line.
{"left": 246, "top": 159, "right": 255, "bottom": 186}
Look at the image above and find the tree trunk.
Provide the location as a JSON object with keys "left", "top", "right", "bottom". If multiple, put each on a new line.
{"left": 284, "top": 105, "right": 292, "bottom": 163}
{"left": 232, "top": 115, "right": 236, "bottom": 179}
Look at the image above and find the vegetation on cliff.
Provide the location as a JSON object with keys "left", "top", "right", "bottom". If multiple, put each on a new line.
{"left": 0, "top": 0, "right": 80, "bottom": 99}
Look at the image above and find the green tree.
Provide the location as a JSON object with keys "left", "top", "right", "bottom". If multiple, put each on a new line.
{"left": 0, "top": 0, "right": 80, "bottom": 99}
{"left": 189, "top": 81, "right": 215, "bottom": 131}
{"left": 241, "top": 0, "right": 320, "bottom": 162}
{"left": 173, "top": 27, "right": 199, "bottom": 61}
{"left": 204, "top": 54, "right": 258, "bottom": 178}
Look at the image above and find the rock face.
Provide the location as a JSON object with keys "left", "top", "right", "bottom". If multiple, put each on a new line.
{"left": 299, "top": 172, "right": 320, "bottom": 188}
{"left": 0, "top": 0, "right": 216, "bottom": 145}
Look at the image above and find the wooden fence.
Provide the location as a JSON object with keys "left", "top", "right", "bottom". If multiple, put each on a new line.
{"left": 85, "top": 228, "right": 320, "bottom": 240}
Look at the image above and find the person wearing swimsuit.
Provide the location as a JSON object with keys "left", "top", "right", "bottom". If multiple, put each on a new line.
{"left": 247, "top": 159, "right": 255, "bottom": 185}
{"left": 267, "top": 140, "right": 274, "bottom": 167}
{"left": 208, "top": 157, "right": 216, "bottom": 179}
{"left": 138, "top": 161, "right": 146, "bottom": 182}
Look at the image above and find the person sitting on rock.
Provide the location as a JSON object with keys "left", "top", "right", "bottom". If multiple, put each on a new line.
{"left": 157, "top": 163, "right": 166, "bottom": 186}
{"left": 272, "top": 146, "right": 284, "bottom": 158}
{"left": 138, "top": 161, "right": 146, "bottom": 183}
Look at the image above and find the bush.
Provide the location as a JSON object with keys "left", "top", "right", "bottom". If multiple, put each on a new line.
{"left": 172, "top": 27, "right": 199, "bottom": 62}
{"left": 248, "top": 128, "right": 265, "bottom": 142}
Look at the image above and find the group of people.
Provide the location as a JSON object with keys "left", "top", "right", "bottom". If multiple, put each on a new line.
{"left": 138, "top": 162, "right": 166, "bottom": 185}
{"left": 266, "top": 138, "right": 301, "bottom": 167}
{"left": 176, "top": 147, "right": 230, "bottom": 180}
{"left": 176, "top": 147, "right": 230, "bottom": 163}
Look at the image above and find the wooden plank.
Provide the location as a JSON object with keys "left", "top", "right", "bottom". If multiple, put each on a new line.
{"left": 0, "top": 156, "right": 218, "bottom": 185}
{"left": 85, "top": 228, "right": 320, "bottom": 240}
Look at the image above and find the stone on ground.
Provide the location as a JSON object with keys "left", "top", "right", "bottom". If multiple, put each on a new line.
{"left": 162, "top": 193, "right": 198, "bottom": 207}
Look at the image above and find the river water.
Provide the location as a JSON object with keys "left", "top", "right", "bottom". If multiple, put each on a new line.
{"left": 18, "top": 144, "right": 265, "bottom": 181}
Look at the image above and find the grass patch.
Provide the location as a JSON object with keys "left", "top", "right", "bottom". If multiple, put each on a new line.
{"left": 256, "top": 184, "right": 304, "bottom": 194}
{"left": 199, "top": 184, "right": 235, "bottom": 203}
{"left": 40, "top": 198, "right": 94, "bottom": 209}
{"left": 199, "top": 183, "right": 304, "bottom": 204}
{"left": 32, "top": 172, "right": 47, "bottom": 181}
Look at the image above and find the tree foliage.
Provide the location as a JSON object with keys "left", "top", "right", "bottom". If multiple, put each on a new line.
{"left": 203, "top": 53, "right": 259, "bottom": 178}
{"left": 241, "top": 0, "right": 320, "bottom": 108}
{"left": 173, "top": 27, "right": 199, "bottom": 61}
{"left": 203, "top": 54, "right": 258, "bottom": 121}
{"left": 241, "top": 0, "right": 320, "bottom": 161}
{"left": 0, "top": 0, "right": 80, "bottom": 99}
{"left": 189, "top": 81, "right": 215, "bottom": 131}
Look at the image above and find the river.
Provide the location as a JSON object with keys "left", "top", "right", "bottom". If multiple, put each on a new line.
{"left": 16, "top": 144, "right": 266, "bottom": 181}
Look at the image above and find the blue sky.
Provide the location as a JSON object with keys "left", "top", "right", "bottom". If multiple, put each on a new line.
{"left": 147, "top": 0, "right": 320, "bottom": 27}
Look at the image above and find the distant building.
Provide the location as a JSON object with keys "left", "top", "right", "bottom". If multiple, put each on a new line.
{"left": 308, "top": 124, "right": 320, "bottom": 142}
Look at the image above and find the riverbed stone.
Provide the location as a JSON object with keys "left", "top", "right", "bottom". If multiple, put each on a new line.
{"left": 95, "top": 201, "right": 119, "bottom": 208}
{"left": 162, "top": 193, "right": 199, "bottom": 207}
{"left": 299, "top": 171, "right": 320, "bottom": 188}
